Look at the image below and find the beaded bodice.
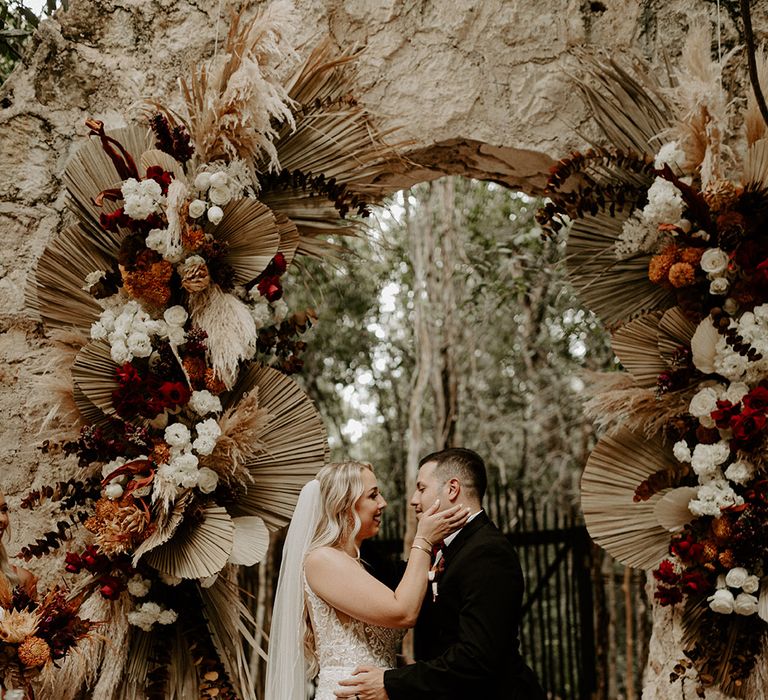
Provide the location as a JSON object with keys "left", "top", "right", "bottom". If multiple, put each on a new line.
{"left": 305, "top": 576, "right": 403, "bottom": 698}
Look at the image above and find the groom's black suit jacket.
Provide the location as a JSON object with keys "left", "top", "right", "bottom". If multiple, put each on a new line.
{"left": 383, "top": 512, "right": 545, "bottom": 699}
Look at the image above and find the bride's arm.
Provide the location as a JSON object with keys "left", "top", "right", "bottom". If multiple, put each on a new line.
{"left": 305, "top": 502, "right": 468, "bottom": 629}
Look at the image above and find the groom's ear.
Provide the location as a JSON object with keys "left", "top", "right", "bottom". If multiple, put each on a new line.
{"left": 446, "top": 478, "right": 461, "bottom": 502}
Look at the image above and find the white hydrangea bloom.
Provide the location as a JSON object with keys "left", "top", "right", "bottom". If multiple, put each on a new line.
{"left": 654, "top": 141, "right": 687, "bottom": 171}
{"left": 673, "top": 440, "right": 692, "bottom": 463}
{"left": 724, "top": 460, "right": 755, "bottom": 485}
{"left": 642, "top": 178, "right": 684, "bottom": 226}
{"left": 689, "top": 479, "right": 744, "bottom": 518}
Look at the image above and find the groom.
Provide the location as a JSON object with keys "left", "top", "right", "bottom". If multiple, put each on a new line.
{"left": 336, "top": 447, "right": 545, "bottom": 700}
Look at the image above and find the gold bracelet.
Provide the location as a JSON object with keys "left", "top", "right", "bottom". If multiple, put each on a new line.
{"left": 414, "top": 536, "right": 433, "bottom": 547}
{"left": 411, "top": 544, "right": 431, "bottom": 555}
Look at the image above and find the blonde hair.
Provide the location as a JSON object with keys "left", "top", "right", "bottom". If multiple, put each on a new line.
{"left": 303, "top": 461, "right": 374, "bottom": 675}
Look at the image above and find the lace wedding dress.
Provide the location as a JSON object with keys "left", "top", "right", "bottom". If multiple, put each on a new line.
{"left": 305, "top": 579, "right": 404, "bottom": 700}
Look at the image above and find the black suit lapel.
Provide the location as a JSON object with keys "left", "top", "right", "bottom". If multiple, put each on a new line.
{"left": 442, "top": 511, "right": 490, "bottom": 565}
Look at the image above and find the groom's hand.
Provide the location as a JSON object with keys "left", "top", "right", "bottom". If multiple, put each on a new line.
{"left": 334, "top": 665, "right": 388, "bottom": 699}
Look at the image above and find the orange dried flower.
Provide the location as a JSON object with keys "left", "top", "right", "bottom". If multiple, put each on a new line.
{"left": 649, "top": 245, "right": 679, "bottom": 284}
{"left": 700, "top": 540, "right": 718, "bottom": 562}
{"left": 703, "top": 179, "right": 740, "bottom": 212}
{"left": 680, "top": 247, "right": 704, "bottom": 266}
{"left": 668, "top": 262, "right": 696, "bottom": 288}
{"left": 18, "top": 636, "right": 51, "bottom": 668}
{"left": 182, "top": 224, "right": 207, "bottom": 252}
{"left": 151, "top": 441, "right": 171, "bottom": 466}
{"left": 204, "top": 369, "right": 227, "bottom": 395}
{"left": 122, "top": 260, "right": 173, "bottom": 309}
{"left": 711, "top": 517, "right": 733, "bottom": 542}
{"left": 718, "top": 549, "right": 737, "bottom": 569}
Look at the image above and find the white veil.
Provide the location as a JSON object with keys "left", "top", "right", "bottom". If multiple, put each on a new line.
{"left": 265, "top": 478, "right": 322, "bottom": 700}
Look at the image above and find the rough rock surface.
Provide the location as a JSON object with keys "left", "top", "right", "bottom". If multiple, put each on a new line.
{"left": 1, "top": 0, "right": 766, "bottom": 697}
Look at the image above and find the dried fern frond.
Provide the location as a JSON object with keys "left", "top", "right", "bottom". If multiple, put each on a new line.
{"left": 180, "top": 4, "right": 297, "bottom": 168}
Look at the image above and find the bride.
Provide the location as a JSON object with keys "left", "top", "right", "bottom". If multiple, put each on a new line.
{"left": 265, "top": 461, "right": 469, "bottom": 700}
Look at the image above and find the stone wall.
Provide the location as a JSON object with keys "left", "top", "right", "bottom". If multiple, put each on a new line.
{"left": 1, "top": 0, "right": 766, "bottom": 697}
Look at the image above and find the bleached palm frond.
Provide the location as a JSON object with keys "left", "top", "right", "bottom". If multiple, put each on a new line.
{"left": 581, "top": 428, "right": 681, "bottom": 569}
{"left": 572, "top": 51, "right": 675, "bottom": 156}
{"left": 199, "top": 567, "right": 263, "bottom": 700}
{"left": 566, "top": 211, "right": 676, "bottom": 328}
{"left": 26, "top": 223, "right": 118, "bottom": 335}
{"left": 225, "top": 365, "right": 328, "bottom": 529}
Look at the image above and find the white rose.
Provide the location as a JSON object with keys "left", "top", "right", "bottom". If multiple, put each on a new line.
{"left": 673, "top": 440, "right": 692, "bottom": 463}
{"left": 700, "top": 248, "right": 729, "bottom": 275}
{"left": 689, "top": 387, "right": 719, "bottom": 417}
{"left": 105, "top": 483, "right": 124, "bottom": 500}
{"left": 188, "top": 199, "right": 207, "bottom": 218}
{"left": 743, "top": 575, "right": 760, "bottom": 594}
{"left": 127, "top": 575, "right": 151, "bottom": 598}
{"left": 163, "top": 305, "right": 188, "bottom": 327}
{"left": 188, "top": 390, "right": 222, "bottom": 416}
{"left": 725, "top": 567, "right": 749, "bottom": 589}
{"left": 208, "top": 186, "right": 231, "bottom": 206}
{"left": 140, "top": 179, "right": 162, "bottom": 199}
{"left": 197, "top": 467, "right": 219, "bottom": 494}
{"left": 194, "top": 172, "right": 212, "bottom": 191}
{"left": 207, "top": 205, "right": 224, "bottom": 225}
{"left": 164, "top": 423, "right": 191, "bottom": 448}
{"left": 209, "top": 171, "right": 228, "bottom": 189}
{"left": 734, "top": 592, "right": 759, "bottom": 616}
{"left": 708, "top": 588, "right": 735, "bottom": 614}
{"left": 193, "top": 436, "right": 217, "bottom": 456}
{"left": 709, "top": 278, "right": 729, "bottom": 295}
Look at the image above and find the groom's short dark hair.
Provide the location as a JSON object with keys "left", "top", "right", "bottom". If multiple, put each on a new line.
{"left": 419, "top": 448, "right": 487, "bottom": 500}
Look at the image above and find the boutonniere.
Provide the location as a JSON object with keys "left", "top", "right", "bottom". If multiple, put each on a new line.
{"left": 428, "top": 555, "right": 446, "bottom": 601}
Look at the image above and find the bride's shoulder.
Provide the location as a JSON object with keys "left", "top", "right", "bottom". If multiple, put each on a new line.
{"left": 304, "top": 547, "right": 353, "bottom": 576}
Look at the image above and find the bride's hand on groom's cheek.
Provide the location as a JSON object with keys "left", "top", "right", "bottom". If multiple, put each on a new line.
{"left": 334, "top": 665, "right": 388, "bottom": 699}
{"left": 417, "top": 500, "right": 471, "bottom": 541}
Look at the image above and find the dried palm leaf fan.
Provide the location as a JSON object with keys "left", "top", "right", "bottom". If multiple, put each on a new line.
{"left": 145, "top": 505, "right": 235, "bottom": 580}
{"left": 680, "top": 597, "right": 757, "bottom": 699}
{"left": 224, "top": 365, "right": 328, "bottom": 528}
{"left": 214, "top": 198, "right": 281, "bottom": 283}
{"left": 199, "top": 570, "right": 262, "bottom": 700}
{"left": 565, "top": 213, "right": 676, "bottom": 327}
{"left": 257, "top": 40, "right": 407, "bottom": 253}
{"left": 581, "top": 427, "right": 683, "bottom": 569}
{"left": 275, "top": 212, "right": 300, "bottom": 266}
{"left": 27, "top": 223, "right": 118, "bottom": 335}
{"left": 657, "top": 305, "right": 697, "bottom": 361}
{"left": 610, "top": 311, "right": 667, "bottom": 386}
{"left": 71, "top": 340, "right": 119, "bottom": 418}
{"left": 572, "top": 52, "right": 675, "bottom": 155}
{"left": 63, "top": 124, "right": 154, "bottom": 240}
